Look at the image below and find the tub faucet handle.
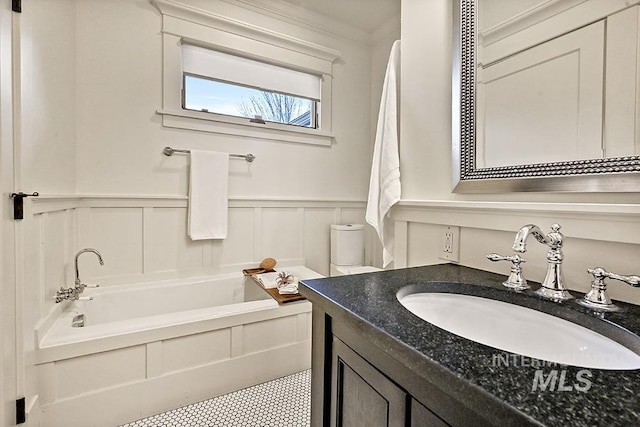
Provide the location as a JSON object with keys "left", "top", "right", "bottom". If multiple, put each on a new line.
{"left": 54, "top": 287, "right": 73, "bottom": 303}
{"left": 487, "top": 253, "right": 528, "bottom": 290}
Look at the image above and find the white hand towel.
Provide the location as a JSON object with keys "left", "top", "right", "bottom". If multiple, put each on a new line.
{"left": 366, "top": 40, "right": 401, "bottom": 268}
{"left": 188, "top": 150, "right": 229, "bottom": 240}
{"left": 254, "top": 272, "right": 281, "bottom": 289}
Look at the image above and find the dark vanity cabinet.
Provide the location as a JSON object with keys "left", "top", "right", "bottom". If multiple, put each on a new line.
{"left": 331, "top": 337, "right": 406, "bottom": 427}
{"left": 331, "top": 336, "right": 447, "bottom": 427}
{"left": 310, "top": 307, "right": 455, "bottom": 427}
{"left": 300, "top": 268, "right": 539, "bottom": 427}
{"left": 300, "top": 265, "right": 640, "bottom": 427}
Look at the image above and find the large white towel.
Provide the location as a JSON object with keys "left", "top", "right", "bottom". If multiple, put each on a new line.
{"left": 188, "top": 150, "right": 229, "bottom": 240}
{"left": 366, "top": 40, "right": 401, "bottom": 268}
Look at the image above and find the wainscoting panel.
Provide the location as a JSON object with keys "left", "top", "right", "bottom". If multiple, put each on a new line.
{"left": 29, "top": 196, "right": 370, "bottom": 326}
{"left": 393, "top": 201, "right": 640, "bottom": 305}
{"left": 162, "top": 329, "right": 233, "bottom": 374}
{"left": 303, "top": 208, "right": 336, "bottom": 276}
{"left": 339, "top": 208, "right": 368, "bottom": 224}
{"left": 219, "top": 207, "right": 256, "bottom": 268}
{"left": 39, "top": 209, "right": 75, "bottom": 320}
{"left": 85, "top": 207, "right": 144, "bottom": 279}
{"left": 144, "top": 207, "right": 207, "bottom": 273}
{"left": 261, "top": 207, "right": 303, "bottom": 262}
{"left": 54, "top": 345, "right": 147, "bottom": 400}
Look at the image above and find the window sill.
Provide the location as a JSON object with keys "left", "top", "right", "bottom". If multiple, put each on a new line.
{"left": 156, "top": 109, "right": 333, "bottom": 147}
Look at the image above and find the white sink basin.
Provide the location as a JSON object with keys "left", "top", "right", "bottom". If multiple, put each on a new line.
{"left": 398, "top": 292, "right": 640, "bottom": 370}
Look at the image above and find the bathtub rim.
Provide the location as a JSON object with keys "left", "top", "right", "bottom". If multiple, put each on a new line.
{"left": 35, "top": 270, "right": 251, "bottom": 347}
{"left": 33, "top": 258, "right": 311, "bottom": 347}
{"left": 34, "top": 299, "right": 312, "bottom": 365}
{"left": 33, "top": 264, "right": 322, "bottom": 364}
{"left": 39, "top": 297, "right": 279, "bottom": 349}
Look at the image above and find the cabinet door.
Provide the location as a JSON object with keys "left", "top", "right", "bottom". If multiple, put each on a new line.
{"left": 331, "top": 337, "right": 406, "bottom": 427}
{"left": 410, "top": 399, "right": 448, "bottom": 427}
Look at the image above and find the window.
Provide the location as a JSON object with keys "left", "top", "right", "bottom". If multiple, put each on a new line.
{"left": 181, "top": 44, "right": 319, "bottom": 129}
{"left": 153, "top": 0, "right": 340, "bottom": 146}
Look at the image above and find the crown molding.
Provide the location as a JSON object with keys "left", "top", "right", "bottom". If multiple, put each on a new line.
{"left": 150, "top": 0, "right": 341, "bottom": 62}
{"left": 371, "top": 14, "right": 401, "bottom": 46}
{"left": 225, "top": 0, "right": 377, "bottom": 46}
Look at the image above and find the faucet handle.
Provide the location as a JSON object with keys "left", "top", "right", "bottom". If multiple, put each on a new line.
{"left": 487, "top": 253, "right": 529, "bottom": 290}
{"left": 487, "top": 253, "right": 523, "bottom": 264}
{"left": 587, "top": 267, "right": 640, "bottom": 288}
{"left": 577, "top": 267, "right": 640, "bottom": 312}
{"left": 591, "top": 268, "right": 640, "bottom": 288}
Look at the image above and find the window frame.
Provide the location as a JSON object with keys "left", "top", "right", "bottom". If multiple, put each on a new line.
{"left": 152, "top": 0, "right": 339, "bottom": 146}
{"left": 181, "top": 72, "right": 319, "bottom": 130}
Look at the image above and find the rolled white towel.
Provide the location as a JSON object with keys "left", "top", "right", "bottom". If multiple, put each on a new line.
{"left": 278, "top": 282, "right": 299, "bottom": 295}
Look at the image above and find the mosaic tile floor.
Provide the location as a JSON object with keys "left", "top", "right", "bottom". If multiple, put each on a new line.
{"left": 121, "top": 370, "right": 311, "bottom": 427}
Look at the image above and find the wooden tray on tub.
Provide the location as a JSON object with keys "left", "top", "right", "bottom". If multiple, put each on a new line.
{"left": 243, "top": 268, "right": 306, "bottom": 304}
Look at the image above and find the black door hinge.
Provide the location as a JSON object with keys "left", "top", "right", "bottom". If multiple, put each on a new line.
{"left": 12, "top": 0, "right": 21, "bottom": 13}
{"left": 10, "top": 192, "right": 38, "bottom": 220}
{"left": 16, "top": 397, "right": 25, "bottom": 424}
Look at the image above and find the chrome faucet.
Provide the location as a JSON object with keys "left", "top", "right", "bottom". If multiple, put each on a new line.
{"left": 577, "top": 267, "right": 640, "bottom": 312}
{"left": 75, "top": 248, "right": 104, "bottom": 288}
{"left": 486, "top": 253, "right": 528, "bottom": 290}
{"left": 55, "top": 248, "right": 104, "bottom": 303}
{"left": 512, "top": 224, "right": 573, "bottom": 301}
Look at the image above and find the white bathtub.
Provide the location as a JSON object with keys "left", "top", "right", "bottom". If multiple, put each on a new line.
{"left": 34, "top": 267, "right": 321, "bottom": 427}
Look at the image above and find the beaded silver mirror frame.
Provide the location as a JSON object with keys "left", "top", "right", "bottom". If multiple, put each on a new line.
{"left": 452, "top": 0, "right": 640, "bottom": 193}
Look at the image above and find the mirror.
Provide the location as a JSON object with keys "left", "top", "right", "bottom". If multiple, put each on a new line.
{"left": 453, "top": 0, "right": 640, "bottom": 192}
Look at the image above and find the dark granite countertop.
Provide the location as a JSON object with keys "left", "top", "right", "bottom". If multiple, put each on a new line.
{"left": 298, "top": 263, "right": 640, "bottom": 427}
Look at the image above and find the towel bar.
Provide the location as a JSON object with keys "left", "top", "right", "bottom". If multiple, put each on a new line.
{"left": 163, "top": 146, "right": 255, "bottom": 163}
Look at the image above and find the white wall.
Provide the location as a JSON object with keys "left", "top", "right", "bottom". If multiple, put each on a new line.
{"left": 397, "top": 0, "right": 640, "bottom": 305}
{"left": 73, "top": 0, "right": 374, "bottom": 200}
{"left": 20, "top": 0, "right": 76, "bottom": 194}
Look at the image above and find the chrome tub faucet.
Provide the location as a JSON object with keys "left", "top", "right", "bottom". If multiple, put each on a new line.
{"left": 55, "top": 248, "right": 104, "bottom": 303}
{"left": 75, "top": 248, "right": 104, "bottom": 288}
{"left": 512, "top": 223, "right": 573, "bottom": 301}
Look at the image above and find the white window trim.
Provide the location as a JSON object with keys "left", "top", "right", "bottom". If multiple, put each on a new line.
{"left": 151, "top": 0, "right": 340, "bottom": 146}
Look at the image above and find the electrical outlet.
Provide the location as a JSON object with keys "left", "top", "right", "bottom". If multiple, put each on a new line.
{"left": 443, "top": 232, "right": 453, "bottom": 253}
{"left": 439, "top": 226, "right": 460, "bottom": 262}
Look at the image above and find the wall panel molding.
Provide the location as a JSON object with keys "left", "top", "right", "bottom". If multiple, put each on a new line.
{"left": 31, "top": 195, "right": 367, "bottom": 213}
{"left": 392, "top": 199, "right": 640, "bottom": 305}
{"left": 395, "top": 200, "right": 640, "bottom": 244}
